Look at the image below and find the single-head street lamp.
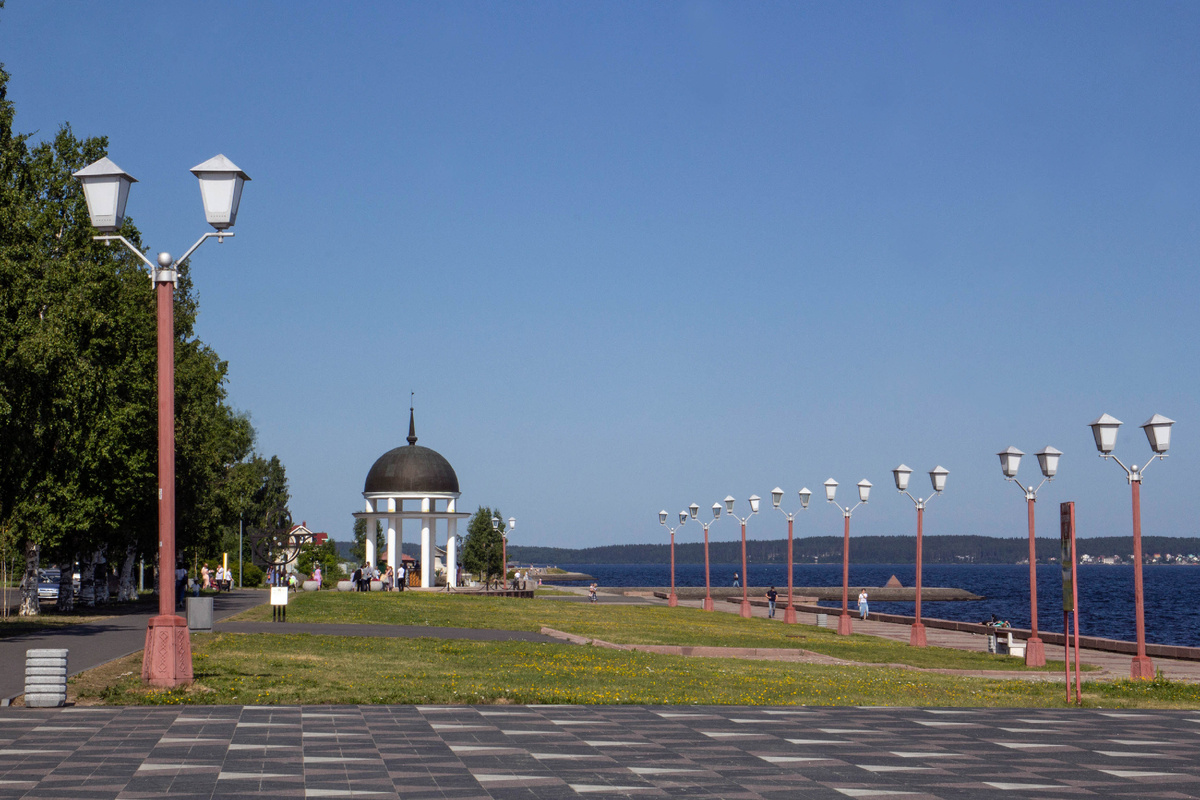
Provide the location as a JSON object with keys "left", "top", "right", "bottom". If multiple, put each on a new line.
{"left": 726, "top": 496, "right": 758, "bottom": 618}
{"left": 772, "top": 486, "right": 812, "bottom": 623}
{"left": 690, "top": 502, "right": 722, "bottom": 611}
{"left": 826, "top": 477, "right": 870, "bottom": 635}
{"left": 1089, "top": 411, "right": 1176, "bottom": 679}
{"left": 997, "top": 444, "right": 1060, "bottom": 666}
{"left": 659, "top": 510, "right": 688, "bottom": 607}
{"left": 893, "top": 463, "right": 949, "bottom": 648}
{"left": 74, "top": 153, "right": 249, "bottom": 690}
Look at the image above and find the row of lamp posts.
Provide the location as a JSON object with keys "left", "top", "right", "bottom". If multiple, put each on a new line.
{"left": 660, "top": 412, "right": 1172, "bottom": 680}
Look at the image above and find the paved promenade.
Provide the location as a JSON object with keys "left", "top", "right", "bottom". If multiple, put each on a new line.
{"left": 3, "top": 704, "right": 1200, "bottom": 799}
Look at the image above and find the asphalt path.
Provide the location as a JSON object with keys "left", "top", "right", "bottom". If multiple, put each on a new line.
{"left": 0, "top": 590, "right": 266, "bottom": 703}
{"left": 2, "top": 704, "right": 1199, "bottom": 798}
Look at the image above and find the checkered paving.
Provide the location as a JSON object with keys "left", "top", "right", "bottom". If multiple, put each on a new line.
{"left": 2, "top": 705, "right": 1200, "bottom": 798}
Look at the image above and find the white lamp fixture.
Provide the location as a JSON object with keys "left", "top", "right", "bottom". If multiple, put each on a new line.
{"left": 1089, "top": 414, "right": 1122, "bottom": 454}
{"left": 190, "top": 154, "right": 251, "bottom": 230}
{"left": 73, "top": 157, "right": 137, "bottom": 232}
{"left": 997, "top": 446, "right": 1024, "bottom": 478}
{"left": 824, "top": 478, "right": 838, "bottom": 502}
{"left": 711, "top": 502, "right": 722, "bottom": 519}
{"left": 771, "top": 487, "right": 784, "bottom": 508}
{"left": 659, "top": 510, "right": 668, "bottom": 525}
{"left": 508, "top": 517, "right": 516, "bottom": 531}
{"left": 678, "top": 511, "right": 688, "bottom": 525}
{"left": 1036, "top": 446, "right": 1062, "bottom": 478}
{"left": 857, "top": 479, "right": 872, "bottom": 504}
{"left": 798, "top": 487, "right": 812, "bottom": 508}
{"left": 688, "top": 503, "right": 699, "bottom": 520}
{"left": 929, "top": 466, "right": 949, "bottom": 494}
{"left": 892, "top": 464, "right": 912, "bottom": 492}
{"left": 491, "top": 516, "right": 500, "bottom": 530}
{"left": 1141, "top": 414, "right": 1175, "bottom": 455}
{"left": 748, "top": 495, "right": 761, "bottom": 514}
{"left": 724, "top": 495, "right": 735, "bottom": 514}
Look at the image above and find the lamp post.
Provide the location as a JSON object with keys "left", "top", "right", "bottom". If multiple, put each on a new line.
{"left": 1089, "top": 413, "right": 1175, "bottom": 680}
{"left": 825, "top": 478, "right": 871, "bottom": 635}
{"left": 724, "top": 495, "right": 760, "bottom": 618}
{"left": 892, "top": 465, "right": 948, "bottom": 647}
{"left": 997, "top": 445, "right": 1061, "bottom": 666}
{"left": 688, "top": 502, "right": 722, "bottom": 611}
{"left": 491, "top": 515, "right": 515, "bottom": 588}
{"left": 74, "top": 154, "right": 249, "bottom": 689}
{"left": 771, "top": 487, "right": 812, "bottom": 623}
{"left": 659, "top": 510, "right": 688, "bottom": 607}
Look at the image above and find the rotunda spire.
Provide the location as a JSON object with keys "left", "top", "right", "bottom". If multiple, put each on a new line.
{"left": 407, "top": 395, "right": 418, "bottom": 446}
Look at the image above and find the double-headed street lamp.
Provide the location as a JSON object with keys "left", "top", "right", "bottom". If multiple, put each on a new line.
{"left": 891, "top": 465, "right": 948, "bottom": 647}
{"left": 74, "top": 154, "right": 249, "bottom": 689}
{"left": 491, "top": 515, "right": 515, "bottom": 588}
{"left": 770, "top": 487, "right": 812, "bottom": 624}
{"left": 688, "top": 502, "right": 722, "bottom": 611}
{"left": 1089, "top": 413, "right": 1175, "bottom": 680}
{"left": 724, "top": 495, "right": 760, "bottom": 618}
{"left": 825, "top": 478, "right": 871, "bottom": 635}
{"left": 659, "top": 510, "right": 688, "bottom": 607}
{"left": 997, "top": 446, "right": 1061, "bottom": 666}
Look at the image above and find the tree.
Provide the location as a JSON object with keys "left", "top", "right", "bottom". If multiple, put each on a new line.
{"left": 461, "top": 507, "right": 505, "bottom": 585}
{"left": 350, "top": 517, "right": 382, "bottom": 565}
{"left": 296, "top": 539, "right": 342, "bottom": 587}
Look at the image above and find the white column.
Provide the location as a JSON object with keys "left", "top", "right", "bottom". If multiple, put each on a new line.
{"left": 421, "top": 497, "right": 432, "bottom": 588}
{"left": 386, "top": 498, "right": 397, "bottom": 584}
{"left": 447, "top": 521, "right": 458, "bottom": 588}
{"left": 362, "top": 500, "right": 376, "bottom": 569}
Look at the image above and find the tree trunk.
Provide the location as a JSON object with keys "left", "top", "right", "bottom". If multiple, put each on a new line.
{"left": 57, "top": 557, "right": 75, "bottom": 612}
{"left": 18, "top": 539, "right": 40, "bottom": 617}
{"left": 118, "top": 542, "right": 137, "bottom": 602}
{"left": 78, "top": 552, "right": 95, "bottom": 608}
{"left": 94, "top": 545, "right": 109, "bottom": 606}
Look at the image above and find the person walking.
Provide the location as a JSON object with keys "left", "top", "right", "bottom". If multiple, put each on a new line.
{"left": 589, "top": 582, "right": 598, "bottom": 603}
{"left": 312, "top": 564, "right": 322, "bottom": 590}
{"left": 766, "top": 586, "right": 778, "bottom": 619}
{"left": 858, "top": 588, "right": 869, "bottom": 620}
{"left": 733, "top": 572, "right": 740, "bottom": 588}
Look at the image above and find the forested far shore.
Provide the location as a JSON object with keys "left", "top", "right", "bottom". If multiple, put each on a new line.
{"left": 502, "top": 535, "right": 1200, "bottom": 566}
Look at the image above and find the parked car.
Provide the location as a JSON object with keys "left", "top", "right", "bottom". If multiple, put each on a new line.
{"left": 37, "top": 568, "right": 61, "bottom": 601}
{"left": 35, "top": 568, "right": 81, "bottom": 602}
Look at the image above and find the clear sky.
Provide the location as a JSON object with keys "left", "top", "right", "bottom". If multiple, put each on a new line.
{"left": 2, "top": 3, "right": 1198, "bottom": 550}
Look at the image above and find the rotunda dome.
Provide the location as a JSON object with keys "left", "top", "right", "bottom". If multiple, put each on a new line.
{"left": 363, "top": 409, "right": 460, "bottom": 495}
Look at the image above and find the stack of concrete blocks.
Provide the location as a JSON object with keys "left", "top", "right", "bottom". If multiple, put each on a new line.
{"left": 25, "top": 648, "right": 68, "bottom": 708}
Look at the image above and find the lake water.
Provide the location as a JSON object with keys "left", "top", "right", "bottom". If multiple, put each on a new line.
{"left": 550, "top": 562, "right": 1200, "bottom": 648}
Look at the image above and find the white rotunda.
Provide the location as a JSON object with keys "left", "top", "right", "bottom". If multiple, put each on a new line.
{"left": 353, "top": 410, "right": 470, "bottom": 588}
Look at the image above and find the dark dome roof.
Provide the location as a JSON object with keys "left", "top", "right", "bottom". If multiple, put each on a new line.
{"left": 363, "top": 444, "right": 459, "bottom": 494}
{"left": 363, "top": 408, "right": 459, "bottom": 494}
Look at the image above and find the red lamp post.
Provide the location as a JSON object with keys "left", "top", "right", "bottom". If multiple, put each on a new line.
{"left": 771, "top": 487, "right": 812, "bottom": 623}
{"left": 689, "top": 503, "right": 722, "bottom": 611}
{"left": 74, "top": 154, "right": 249, "bottom": 689}
{"left": 724, "top": 495, "right": 760, "bottom": 618}
{"left": 659, "top": 510, "right": 688, "bottom": 607}
{"left": 825, "top": 478, "right": 871, "bottom": 636}
{"left": 997, "top": 445, "right": 1061, "bottom": 666}
{"left": 492, "top": 515, "right": 515, "bottom": 588}
{"left": 1089, "top": 413, "right": 1175, "bottom": 680}
{"left": 892, "top": 465, "right": 949, "bottom": 648}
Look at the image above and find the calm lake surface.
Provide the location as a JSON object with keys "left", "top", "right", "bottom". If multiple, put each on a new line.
{"left": 551, "top": 562, "right": 1200, "bottom": 648}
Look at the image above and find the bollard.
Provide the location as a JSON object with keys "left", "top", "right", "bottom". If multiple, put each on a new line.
{"left": 25, "top": 648, "right": 67, "bottom": 708}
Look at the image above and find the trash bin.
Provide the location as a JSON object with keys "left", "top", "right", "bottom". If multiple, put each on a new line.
{"left": 186, "top": 596, "right": 213, "bottom": 632}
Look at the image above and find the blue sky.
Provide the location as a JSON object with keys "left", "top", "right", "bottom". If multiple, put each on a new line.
{"left": 3, "top": 3, "right": 1198, "bottom": 550}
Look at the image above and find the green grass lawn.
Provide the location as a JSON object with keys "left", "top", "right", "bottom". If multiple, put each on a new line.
{"left": 231, "top": 590, "right": 1065, "bottom": 672}
{"left": 74, "top": 631, "right": 1199, "bottom": 708}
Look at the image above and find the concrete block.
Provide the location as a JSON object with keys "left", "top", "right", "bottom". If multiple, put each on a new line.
{"left": 186, "top": 596, "right": 213, "bottom": 632}
{"left": 26, "top": 648, "right": 67, "bottom": 659}
{"left": 24, "top": 692, "right": 66, "bottom": 708}
{"left": 25, "top": 658, "right": 67, "bottom": 669}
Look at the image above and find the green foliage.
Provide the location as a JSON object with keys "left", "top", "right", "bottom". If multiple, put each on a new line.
{"left": 240, "top": 562, "right": 264, "bottom": 588}
{"left": 296, "top": 539, "right": 342, "bottom": 587}
{"left": 350, "top": 518, "right": 382, "bottom": 565}
{"left": 461, "top": 507, "right": 505, "bottom": 582}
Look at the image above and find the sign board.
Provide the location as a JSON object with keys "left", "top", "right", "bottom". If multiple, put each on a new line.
{"left": 270, "top": 586, "right": 289, "bottom": 607}
{"left": 1060, "top": 501, "right": 1075, "bottom": 612}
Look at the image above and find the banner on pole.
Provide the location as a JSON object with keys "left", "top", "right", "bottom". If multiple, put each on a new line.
{"left": 1060, "top": 501, "right": 1075, "bottom": 612}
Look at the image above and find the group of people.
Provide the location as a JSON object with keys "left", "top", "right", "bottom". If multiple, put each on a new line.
{"left": 198, "top": 563, "right": 233, "bottom": 593}
{"left": 730, "top": 580, "right": 871, "bottom": 622}
{"left": 351, "top": 561, "right": 409, "bottom": 591}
